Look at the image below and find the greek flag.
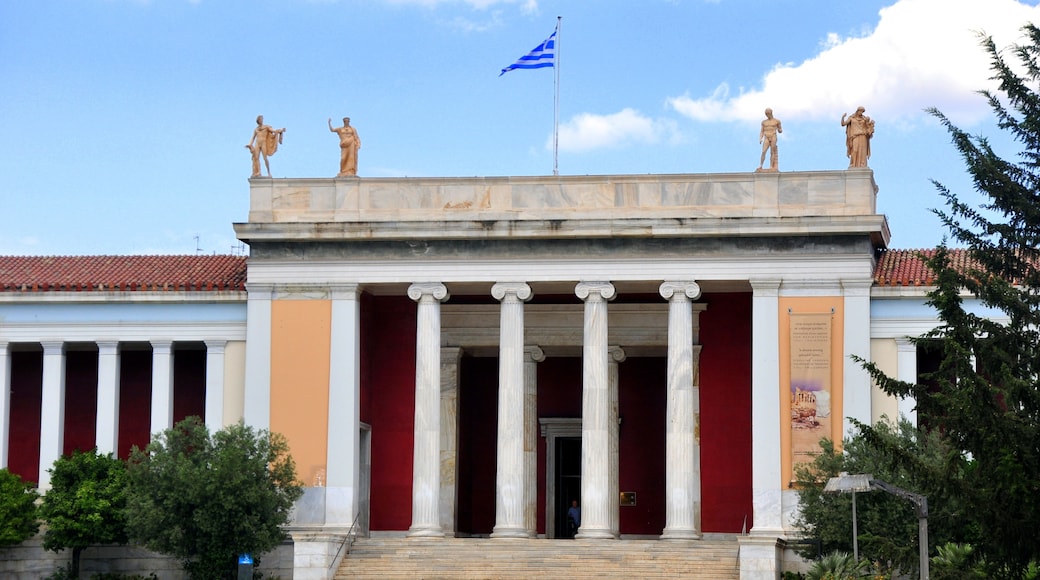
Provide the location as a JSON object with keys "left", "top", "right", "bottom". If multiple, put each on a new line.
{"left": 500, "top": 30, "right": 556, "bottom": 76}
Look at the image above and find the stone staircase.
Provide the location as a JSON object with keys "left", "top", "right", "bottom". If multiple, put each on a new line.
{"left": 335, "top": 536, "right": 740, "bottom": 579}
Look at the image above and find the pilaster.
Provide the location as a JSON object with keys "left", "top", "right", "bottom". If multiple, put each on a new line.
{"left": 440, "top": 346, "right": 464, "bottom": 535}
{"left": 327, "top": 284, "right": 361, "bottom": 526}
{"left": 0, "top": 342, "right": 10, "bottom": 468}
{"left": 895, "top": 337, "right": 918, "bottom": 426}
{"left": 150, "top": 340, "right": 175, "bottom": 436}
{"left": 204, "top": 340, "right": 227, "bottom": 433}
{"left": 523, "top": 345, "right": 545, "bottom": 537}
{"left": 750, "top": 278, "right": 784, "bottom": 535}
{"left": 38, "top": 341, "right": 66, "bottom": 491}
{"left": 95, "top": 341, "right": 120, "bottom": 455}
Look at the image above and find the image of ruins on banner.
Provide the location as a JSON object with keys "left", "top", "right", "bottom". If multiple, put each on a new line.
{"left": 789, "top": 312, "right": 833, "bottom": 465}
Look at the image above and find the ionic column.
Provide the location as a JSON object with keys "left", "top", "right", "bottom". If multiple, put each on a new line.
{"left": 95, "top": 341, "right": 121, "bottom": 455}
{"left": 0, "top": 342, "right": 11, "bottom": 468}
{"left": 150, "top": 341, "right": 175, "bottom": 436}
{"left": 491, "top": 282, "right": 533, "bottom": 538}
{"left": 660, "top": 281, "right": 703, "bottom": 540}
{"left": 440, "top": 346, "right": 463, "bottom": 535}
{"left": 408, "top": 282, "right": 449, "bottom": 537}
{"left": 607, "top": 346, "right": 626, "bottom": 538}
{"left": 327, "top": 284, "right": 362, "bottom": 526}
{"left": 204, "top": 340, "right": 227, "bottom": 433}
{"left": 575, "top": 281, "right": 617, "bottom": 540}
{"left": 523, "top": 345, "right": 545, "bottom": 537}
{"left": 895, "top": 338, "right": 918, "bottom": 426}
{"left": 38, "top": 341, "right": 67, "bottom": 490}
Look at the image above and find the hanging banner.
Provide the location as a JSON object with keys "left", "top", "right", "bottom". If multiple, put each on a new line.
{"left": 789, "top": 312, "right": 833, "bottom": 466}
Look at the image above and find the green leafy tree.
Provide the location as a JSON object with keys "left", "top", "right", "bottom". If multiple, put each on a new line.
{"left": 859, "top": 24, "right": 1040, "bottom": 578}
{"left": 793, "top": 419, "right": 971, "bottom": 576}
{"left": 39, "top": 449, "right": 129, "bottom": 578}
{"left": 125, "top": 416, "right": 303, "bottom": 579}
{"left": 0, "top": 468, "right": 40, "bottom": 547}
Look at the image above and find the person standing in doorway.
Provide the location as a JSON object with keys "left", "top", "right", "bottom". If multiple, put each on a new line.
{"left": 567, "top": 499, "right": 581, "bottom": 538}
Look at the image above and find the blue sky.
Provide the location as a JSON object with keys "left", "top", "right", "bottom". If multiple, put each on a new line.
{"left": 2, "top": 0, "right": 1039, "bottom": 256}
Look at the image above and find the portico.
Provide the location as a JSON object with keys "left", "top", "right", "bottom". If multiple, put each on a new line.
{"left": 234, "top": 169, "right": 887, "bottom": 579}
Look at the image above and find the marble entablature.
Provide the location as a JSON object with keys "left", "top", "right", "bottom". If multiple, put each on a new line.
{"left": 244, "top": 170, "right": 880, "bottom": 227}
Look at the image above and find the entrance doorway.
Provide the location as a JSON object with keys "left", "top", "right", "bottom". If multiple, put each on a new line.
{"left": 539, "top": 417, "right": 582, "bottom": 538}
{"left": 555, "top": 437, "right": 581, "bottom": 538}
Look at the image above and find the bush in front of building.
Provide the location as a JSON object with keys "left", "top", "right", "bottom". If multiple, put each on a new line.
{"left": 0, "top": 467, "right": 40, "bottom": 547}
{"left": 125, "top": 416, "right": 303, "bottom": 580}
{"left": 39, "top": 449, "right": 130, "bottom": 578}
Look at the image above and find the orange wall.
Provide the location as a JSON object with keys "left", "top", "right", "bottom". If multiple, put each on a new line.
{"left": 778, "top": 296, "right": 844, "bottom": 487}
{"left": 271, "top": 299, "right": 331, "bottom": 487}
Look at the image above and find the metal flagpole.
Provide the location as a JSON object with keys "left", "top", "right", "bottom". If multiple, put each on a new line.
{"left": 553, "top": 16, "right": 561, "bottom": 176}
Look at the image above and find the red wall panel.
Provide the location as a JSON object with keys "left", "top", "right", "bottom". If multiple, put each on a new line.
{"left": 8, "top": 350, "right": 42, "bottom": 483}
{"left": 117, "top": 349, "right": 152, "bottom": 459}
{"left": 63, "top": 350, "right": 98, "bottom": 455}
{"left": 365, "top": 295, "right": 417, "bottom": 531}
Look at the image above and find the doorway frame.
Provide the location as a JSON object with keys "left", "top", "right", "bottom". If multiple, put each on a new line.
{"left": 539, "top": 417, "right": 582, "bottom": 539}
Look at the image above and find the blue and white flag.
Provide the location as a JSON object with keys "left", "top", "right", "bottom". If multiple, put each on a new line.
{"left": 500, "top": 30, "right": 556, "bottom": 76}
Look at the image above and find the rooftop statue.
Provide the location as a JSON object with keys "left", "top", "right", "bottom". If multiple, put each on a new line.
{"left": 329, "top": 117, "right": 361, "bottom": 177}
{"left": 757, "top": 108, "right": 783, "bottom": 172}
{"left": 246, "top": 115, "right": 285, "bottom": 178}
{"left": 841, "top": 106, "right": 874, "bottom": 168}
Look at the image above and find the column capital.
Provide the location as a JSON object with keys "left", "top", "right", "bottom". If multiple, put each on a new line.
{"left": 150, "top": 340, "right": 174, "bottom": 354}
{"left": 749, "top": 278, "right": 782, "bottom": 295}
{"left": 245, "top": 282, "right": 275, "bottom": 298}
{"left": 840, "top": 278, "right": 874, "bottom": 296}
{"left": 659, "top": 281, "right": 701, "bottom": 301}
{"left": 524, "top": 345, "right": 545, "bottom": 363}
{"left": 575, "top": 281, "right": 616, "bottom": 302}
{"left": 408, "top": 282, "right": 449, "bottom": 303}
{"left": 491, "top": 282, "right": 532, "bottom": 302}
{"left": 895, "top": 337, "right": 917, "bottom": 351}
{"left": 95, "top": 341, "right": 120, "bottom": 356}
{"left": 608, "top": 346, "right": 627, "bottom": 363}
{"left": 204, "top": 340, "right": 228, "bottom": 354}
{"left": 329, "top": 283, "right": 362, "bottom": 300}
{"left": 40, "top": 341, "right": 65, "bottom": 354}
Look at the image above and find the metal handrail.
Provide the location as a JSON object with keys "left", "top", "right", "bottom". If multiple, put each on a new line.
{"left": 327, "top": 511, "right": 362, "bottom": 574}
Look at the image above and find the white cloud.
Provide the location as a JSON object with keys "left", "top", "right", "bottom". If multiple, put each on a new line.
{"left": 667, "top": 0, "right": 1040, "bottom": 125}
{"left": 554, "top": 108, "right": 680, "bottom": 153}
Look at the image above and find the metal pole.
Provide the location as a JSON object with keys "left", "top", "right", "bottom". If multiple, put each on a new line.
{"left": 852, "top": 490, "right": 860, "bottom": 562}
{"left": 919, "top": 515, "right": 929, "bottom": 579}
{"left": 553, "top": 15, "right": 561, "bottom": 176}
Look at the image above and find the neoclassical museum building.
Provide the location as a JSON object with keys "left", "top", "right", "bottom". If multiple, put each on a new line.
{"left": 0, "top": 168, "right": 970, "bottom": 578}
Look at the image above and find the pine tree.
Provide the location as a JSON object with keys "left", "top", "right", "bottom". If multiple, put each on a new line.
{"left": 862, "top": 25, "right": 1040, "bottom": 577}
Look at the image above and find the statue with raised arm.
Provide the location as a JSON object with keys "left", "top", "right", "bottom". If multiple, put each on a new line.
{"left": 329, "top": 117, "right": 361, "bottom": 177}
{"left": 841, "top": 106, "right": 874, "bottom": 168}
{"left": 246, "top": 115, "right": 285, "bottom": 177}
{"left": 757, "top": 108, "right": 783, "bottom": 172}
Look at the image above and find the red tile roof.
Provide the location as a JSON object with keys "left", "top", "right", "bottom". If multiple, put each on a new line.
{"left": 0, "top": 255, "right": 247, "bottom": 292}
{"left": 0, "top": 249, "right": 976, "bottom": 292}
{"left": 873, "top": 248, "right": 976, "bottom": 287}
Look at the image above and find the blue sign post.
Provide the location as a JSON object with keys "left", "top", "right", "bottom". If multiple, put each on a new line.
{"left": 237, "top": 553, "right": 253, "bottom": 580}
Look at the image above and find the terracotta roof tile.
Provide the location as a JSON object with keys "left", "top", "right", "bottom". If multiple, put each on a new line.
{"left": 0, "top": 255, "right": 247, "bottom": 293}
{"left": 873, "top": 248, "right": 975, "bottom": 287}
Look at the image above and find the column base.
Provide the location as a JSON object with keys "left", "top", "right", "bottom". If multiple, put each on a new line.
{"left": 660, "top": 528, "right": 702, "bottom": 541}
{"left": 490, "top": 526, "right": 529, "bottom": 539}
{"left": 575, "top": 527, "right": 618, "bottom": 540}
{"left": 406, "top": 526, "right": 445, "bottom": 538}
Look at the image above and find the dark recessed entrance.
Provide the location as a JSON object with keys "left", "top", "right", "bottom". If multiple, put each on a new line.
{"left": 555, "top": 436, "right": 581, "bottom": 538}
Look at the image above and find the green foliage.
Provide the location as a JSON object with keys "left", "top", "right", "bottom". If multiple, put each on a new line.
{"left": 804, "top": 551, "right": 868, "bottom": 580}
{"left": 860, "top": 23, "right": 1040, "bottom": 578}
{"left": 793, "top": 419, "right": 970, "bottom": 576}
{"left": 39, "top": 449, "right": 129, "bottom": 579}
{"left": 0, "top": 468, "right": 40, "bottom": 546}
{"left": 125, "top": 417, "right": 303, "bottom": 580}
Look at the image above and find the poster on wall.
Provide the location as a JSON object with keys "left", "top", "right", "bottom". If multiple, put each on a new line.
{"left": 789, "top": 312, "right": 833, "bottom": 466}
